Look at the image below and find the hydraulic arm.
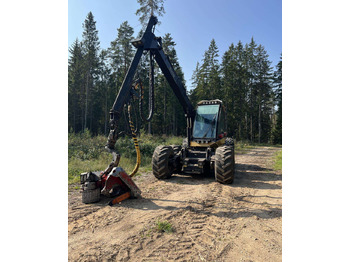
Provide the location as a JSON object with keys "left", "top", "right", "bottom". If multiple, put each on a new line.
{"left": 106, "top": 16, "right": 195, "bottom": 154}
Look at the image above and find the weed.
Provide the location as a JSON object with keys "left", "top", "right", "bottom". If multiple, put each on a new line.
{"left": 155, "top": 220, "right": 174, "bottom": 233}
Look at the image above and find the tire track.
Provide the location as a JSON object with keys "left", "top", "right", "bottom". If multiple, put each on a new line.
{"left": 68, "top": 146, "right": 282, "bottom": 262}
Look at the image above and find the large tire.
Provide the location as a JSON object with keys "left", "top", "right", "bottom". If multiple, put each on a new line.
{"left": 170, "top": 145, "right": 182, "bottom": 173}
{"left": 152, "top": 145, "right": 174, "bottom": 179}
{"left": 215, "top": 145, "right": 235, "bottom": 184}
{"left": 224, "top": 137, "right": 234, "bottom": 146}
{"left": 170, "top": 145, "right": 181, "bottom": 154}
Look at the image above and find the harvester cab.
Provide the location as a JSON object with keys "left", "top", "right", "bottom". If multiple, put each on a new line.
{"left": 156, "top": 99, "right": 235, "bottom": 183}
{"left": 192, "top": 100, "right": 226, "bottom": 143}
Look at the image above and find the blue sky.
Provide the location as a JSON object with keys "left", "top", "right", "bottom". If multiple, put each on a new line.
{"left": 68, "top": 0, "right": 281, "bottom": 89}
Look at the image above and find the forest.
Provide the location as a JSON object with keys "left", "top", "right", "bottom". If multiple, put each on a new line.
{"left": 68, "top": 10, "right": 282, "bottom": 144}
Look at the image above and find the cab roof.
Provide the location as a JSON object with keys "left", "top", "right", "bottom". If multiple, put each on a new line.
{"left": 197, "top": 99, "right": 222, "bottom": 106}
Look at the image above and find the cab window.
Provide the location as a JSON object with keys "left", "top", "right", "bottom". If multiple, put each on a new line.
{"left": 192, "top": 104, "right": 219, "bottom": 138}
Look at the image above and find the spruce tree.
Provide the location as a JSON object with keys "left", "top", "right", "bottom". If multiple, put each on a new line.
{"left": 109, "top": 21, "right": 135, "bottom": 84}
{"left": 107, "top": 21, "right": 135, "bottom": 135}
{"left": 246, "top": 38, "right": 258, "bottom": 141}
{"left": 97, "top": 49, "right": 113, "bottom": 135}
{"left": 68, "top": 39, "right": 84, "bottom": 133}
{"left": 221, "top": 42, "right": 248, "bottom": 139}
{"left": 254, "top": 44, "right": 273, "bottom": 143}
{"left": 272, "top": 56, "right": 282, "bottom": 144}
{"left": 81, "top": 11, "right": 100, "bottom": 133}
{"left": 193, "top": 39, "right": 221, "bottom": 103}
{"left": 159, "top": 33, "right": 186, "bottom": 135}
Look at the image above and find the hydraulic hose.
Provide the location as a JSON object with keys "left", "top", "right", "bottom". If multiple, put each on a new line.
{"left": 138, "top": 80, "right": 146, "bottom": 121}
{"left": 128, "top": 104, "right": 141, "bottom": 177}
{"left": 138, "top": 52, "right": 155, "bottom": 122}
{"left": 148, "top": 52, "right": 155, "bottom": 121}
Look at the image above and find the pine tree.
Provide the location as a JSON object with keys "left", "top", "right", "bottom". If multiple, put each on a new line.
{"left": 136, "top": 0, "right": 165, "bottom": 27}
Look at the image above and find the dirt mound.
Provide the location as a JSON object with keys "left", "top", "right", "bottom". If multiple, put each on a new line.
{"left": 68, "top": 146, "right": 282, "bottom": 261}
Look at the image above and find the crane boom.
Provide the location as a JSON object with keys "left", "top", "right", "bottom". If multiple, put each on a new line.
{"left": 107, "top": 15, "right": 195, "bottom": 150}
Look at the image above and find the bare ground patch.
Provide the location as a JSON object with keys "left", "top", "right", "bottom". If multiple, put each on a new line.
{"left": 68, "top": 146, "right": 282, "bottom": 261}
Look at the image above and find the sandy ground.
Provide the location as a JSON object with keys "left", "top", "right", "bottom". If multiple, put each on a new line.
{"left": 68, "top": 146, "right": 282, "bottom": 262}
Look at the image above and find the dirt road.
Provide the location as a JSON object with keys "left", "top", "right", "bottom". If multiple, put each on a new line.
{"left": 68, "top": 146, "right": 282, "bottom": 262}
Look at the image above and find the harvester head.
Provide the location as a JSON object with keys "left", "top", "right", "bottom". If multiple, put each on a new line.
{"left": 80, "top": 167, "right": 141, "bottom": 204}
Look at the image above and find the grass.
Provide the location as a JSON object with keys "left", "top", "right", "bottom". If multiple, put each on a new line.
{"left": 155, "top": 220, "right": 174, "bottom": 233}
{"left": 273, "top": 150, "right": 282, "bottom": 171}
{"left": 68, "top": 153, "right": 151, "bottom": 184}
{"left": 68, "top": 131, "right": 183, "bottom": 184}
{"left": 139, "top": 220, "right": 175, "bottom": 238}
{"left": 235, "top": 140, "right": 281, "bottom": 154}
{"left": 68, "top": 130, "right": 279, "bottom": 184}
{"left": 234, "top": 140, "right": 255, "bottom": 154}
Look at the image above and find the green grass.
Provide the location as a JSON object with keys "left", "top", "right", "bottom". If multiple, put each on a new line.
{"left": 155, "top": 220, "right": 174, "bottom": 233}
{"left": 68, "top": 153, "right": 150, "bottom": 184}
{"left": 234, "top": 140, "right": 281, "bottom": 154}
{"left": 234, "top": 140, "right": 255, "bottom": 154}
{"left": 273, "top": 150, "right": 282, "bottom": 171}
{"left": 139, "top": 220, "right": 175, "bottom": 238}
{"left": 68, "top": 130, "right": 278, "bottom": 184}
{"left": 68, "top": 131, "right": 183, "bottom": 184}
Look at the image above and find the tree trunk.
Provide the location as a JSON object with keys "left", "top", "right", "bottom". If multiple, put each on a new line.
{"left": 258, "top": 103, "right": 261, "bottom": 144}
{"left": 90, "top": 100, "right": 93, "bottom": 132}
{"left": 245, "top": 113, "right": 248, "bottom": 140}
{"left": 72, "top": 92, "right": 76, "bottom": 132}
{"left": 84, "top": 73, "right": 89, "bottom": 132}
{"left": 250, "top": 115, "right": 253, "bottom": 142}
{"left": 238, "top": 123, "right": 241, "bottom": 141}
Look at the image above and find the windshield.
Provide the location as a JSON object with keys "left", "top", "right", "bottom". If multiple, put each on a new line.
{"left": 192, "top": 104, "right": 220, "bottom": 138}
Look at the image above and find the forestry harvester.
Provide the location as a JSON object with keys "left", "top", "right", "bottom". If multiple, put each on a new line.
{"left": 80, "top": 16, "right": 235, "bottom": 205}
